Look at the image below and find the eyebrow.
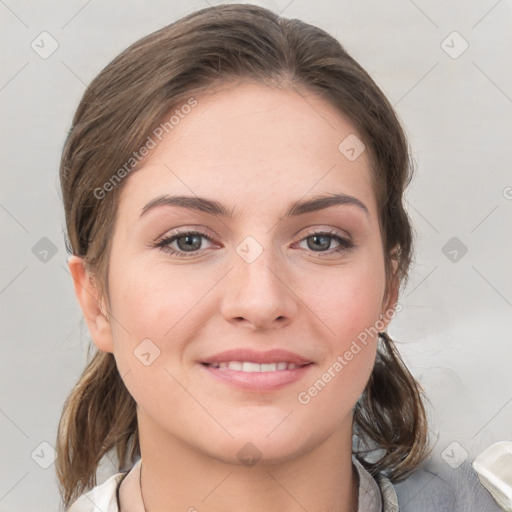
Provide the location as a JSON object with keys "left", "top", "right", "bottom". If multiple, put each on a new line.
{"left": 140, "top": 192, "right": 370, "bottom": 219}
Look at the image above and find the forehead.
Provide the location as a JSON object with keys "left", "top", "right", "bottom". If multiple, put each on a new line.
{"left": 117, "top": 81, "right": 376, "bottom": 219}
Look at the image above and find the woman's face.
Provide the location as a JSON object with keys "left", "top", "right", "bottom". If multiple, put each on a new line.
{"left": 88, "top": 82, "right": 397, "bottom": 464}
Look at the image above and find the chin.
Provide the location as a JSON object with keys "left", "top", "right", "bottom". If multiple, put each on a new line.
{"left": 202, "top": 422, "right": 320, "bottom": 467}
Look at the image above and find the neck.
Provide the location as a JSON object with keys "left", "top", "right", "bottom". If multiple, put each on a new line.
{"left": 132, "top": 409, "right": 358, "bottom": 512}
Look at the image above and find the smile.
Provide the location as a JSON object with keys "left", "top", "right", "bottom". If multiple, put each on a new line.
{"left": 204, "top": 361, "right": 308, "bottom": 372}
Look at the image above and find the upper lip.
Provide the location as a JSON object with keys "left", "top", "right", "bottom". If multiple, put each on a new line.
{"left": 201, "top": 348, "right": 312, "bottom": 366}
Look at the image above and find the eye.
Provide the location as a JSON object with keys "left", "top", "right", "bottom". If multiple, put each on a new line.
{"left": 153, "top": 229, "right": 216, "bottom": 257}
{"left": 152, "top": 227, "right": 355, "bottom": 258}
{"left": 296, "top": 229, "right": 355, "bottom": 254}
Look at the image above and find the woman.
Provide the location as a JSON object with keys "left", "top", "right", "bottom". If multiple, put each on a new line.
{"left": 55, "top": 4, "right": 500, "bottom": 511}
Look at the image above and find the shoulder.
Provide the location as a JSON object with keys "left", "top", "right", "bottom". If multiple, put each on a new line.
{"left": 67, "top": 471, "right": 126, "bottom": 512}
{"left": 393, "top": 459, "right": 502, "bottom": 512}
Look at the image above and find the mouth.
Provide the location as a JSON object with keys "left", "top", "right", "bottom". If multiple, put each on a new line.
{"left": 199, "top": 348, "right": 314, "bottom": 391}
{"left": 202, "top": 361, "right": 310, "bottom": 372}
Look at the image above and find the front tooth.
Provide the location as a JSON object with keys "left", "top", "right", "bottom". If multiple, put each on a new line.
{"left": 242, "top": 362, "right": 262, "bottom": 372}
{"left": 227, "top": 361, "right": 243, "bottom": 371}
{"left": 261, "top": 363, "right": 277, "bottom": 372}
{"left": 276, "top": 362, "right": 288, "bottom": 371}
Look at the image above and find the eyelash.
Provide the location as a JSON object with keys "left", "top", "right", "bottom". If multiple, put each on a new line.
{"left": 153, "top": 227, "right": 355, "bottom": 257}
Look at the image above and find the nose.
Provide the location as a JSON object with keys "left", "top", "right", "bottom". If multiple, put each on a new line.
{"left": 220, "top": 246, "right": 298, "bottom": 330}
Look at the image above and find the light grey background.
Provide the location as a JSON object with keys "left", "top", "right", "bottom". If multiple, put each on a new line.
{"left": 1, "top": 1, "right": 511, "bottom": 510}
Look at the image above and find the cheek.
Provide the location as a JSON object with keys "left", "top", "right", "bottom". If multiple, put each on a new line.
{"left": 302, "top": 254, "right": 386, "bottom": 340}
{"left": 106, "top": 263, "right": 212, "bottom": 408}
{"left": 107, "top": 259, "right": 220, "bottom": 391}
{"left": 111, "top": 259, "right": 211, "bottom": 336}
{"left": 295, "top": 266, "right": 382, "bottom": 418}
{"left": 296, "top": 252, "right": 384, "bottom": 400}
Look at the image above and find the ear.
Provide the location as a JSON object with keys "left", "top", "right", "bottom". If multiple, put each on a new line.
{"left": 67, "top": 255, "right": 115, "bottom": 353}
{"left": 379, "top": 255, "right": 400, "bottom": 331}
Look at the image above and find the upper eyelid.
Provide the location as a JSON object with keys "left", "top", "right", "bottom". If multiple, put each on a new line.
{"left": 300, "top": 226, "right": 351, "bottom": 239}
{"left": 155, "top": 225, "right": 216, "bottom": 241}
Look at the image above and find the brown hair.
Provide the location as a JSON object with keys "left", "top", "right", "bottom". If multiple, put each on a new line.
{"left": 56, "top": 3, "right": 429, "bottom": 508}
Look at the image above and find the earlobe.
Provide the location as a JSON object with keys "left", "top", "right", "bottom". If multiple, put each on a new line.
{"left": 67, "top": 255, "right": 115, "bottom": 353}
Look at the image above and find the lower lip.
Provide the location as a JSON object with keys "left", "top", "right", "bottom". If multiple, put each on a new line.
{"left": 200, "top": 363, "right": 314, "bottom": 392}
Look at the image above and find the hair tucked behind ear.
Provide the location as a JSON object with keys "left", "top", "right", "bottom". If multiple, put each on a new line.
{"left": 56, "top": 2, "right": 429, "bottom": 509}
{"left": 55, "top": 350, "right": 139, "bottom": 508}
{"left": 353, "top": 331, "right": 429, "bottom": 481}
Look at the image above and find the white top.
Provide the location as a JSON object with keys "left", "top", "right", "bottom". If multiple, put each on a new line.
{"left": 67, "top": 456, "right": 397, "bottom": 512}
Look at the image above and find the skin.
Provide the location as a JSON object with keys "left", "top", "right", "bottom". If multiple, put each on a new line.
{"left": 69, "top": 81, "right": 399, "bottom": 512}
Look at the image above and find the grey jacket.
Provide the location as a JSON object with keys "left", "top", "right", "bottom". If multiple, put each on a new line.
{"left": 392, "top": 459, "right": 503, "bottom": 511}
